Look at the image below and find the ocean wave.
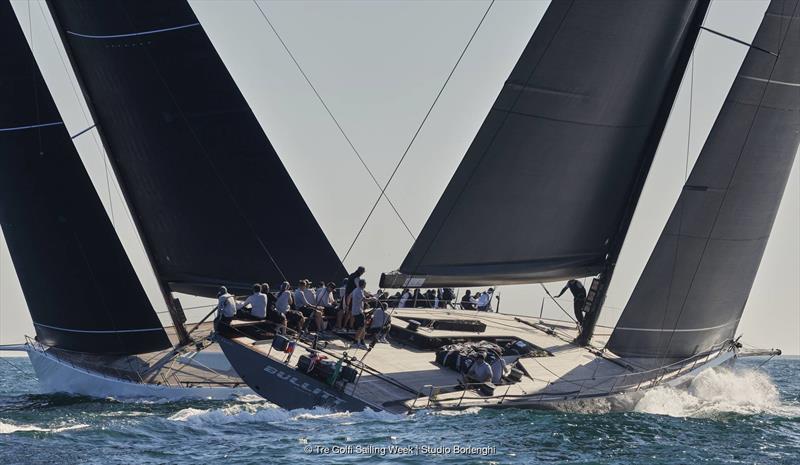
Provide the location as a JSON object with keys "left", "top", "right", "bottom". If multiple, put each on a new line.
{"left": 633, "top": 366, "right": 800, "bottom": 418}
{"left": 168, "top": 402, "right": 399, "bottom": 425}
{"left": 425, "top": 407, "right": 483, "bottom": 417}
{"left": 0, "top": 421, "right": 89, "bottom": 434}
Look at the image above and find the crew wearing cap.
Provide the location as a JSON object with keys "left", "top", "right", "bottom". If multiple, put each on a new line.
{"left": 216, "top": 286, "right": 237, "bottom": 324}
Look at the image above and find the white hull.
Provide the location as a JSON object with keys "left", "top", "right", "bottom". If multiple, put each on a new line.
{"left": 24, "top": 344, "right": 252, "bottom": 400}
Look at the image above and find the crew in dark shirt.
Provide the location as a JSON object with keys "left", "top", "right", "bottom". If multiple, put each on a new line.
{"left": 461, "top": 290, "right": 476, "bottom": 310}
{"left": 556, "top": 279, "right": 587, "bottom": 324}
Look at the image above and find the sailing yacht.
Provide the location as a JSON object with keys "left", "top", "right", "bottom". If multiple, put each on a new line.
{"left": 218, "top": 0, "right": 797, "bottom": 413}
{"left": 0, "top": 0, "right": 343, "bottom": 398}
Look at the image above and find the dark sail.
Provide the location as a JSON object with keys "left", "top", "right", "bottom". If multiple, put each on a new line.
{"left": 0, "top": 2, "right": 170, "bottom": 354}
{"left": 382, "top": 0, "right": 710, "bottom": 289}
{"left": 607, "top": 0, "right": 800, "bottom": 359}
{"left": 46, "top": 0, "right": 345, "bottom": 297}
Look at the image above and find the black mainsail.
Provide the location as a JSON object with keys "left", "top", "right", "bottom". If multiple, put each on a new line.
{"left": 381, "top": 0, "right": 710, "bottom": 289}
{"left": 0, "top": 2, "right": 170, "bottom": 354}
{"left": 45, "top": 0, "right": 346, "bottom": 299}
{"left": 607, "top": 0, "right": 800, "bottom": 359}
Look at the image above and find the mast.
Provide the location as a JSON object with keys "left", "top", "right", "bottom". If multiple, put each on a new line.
{"left": 577, "top": 0, "right": 712, "bottom": 345}
{"left": 44, "top": 1, "right": 190, "bottom": 346}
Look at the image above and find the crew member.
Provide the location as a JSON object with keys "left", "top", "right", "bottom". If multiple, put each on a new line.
{"left": 215, "top": 286, "right": 237, "bottom": 327}
{"left": 238, "top": 283, "right": 268, "bottom": 319}
{"left": 556, "top": 279, "right": 587, "bottom": 325}
{"left": 477, "top": 288, "right": 494, "bottom": 311}
{"left": 461, "top": 290, "right": 476, "bottom": 310}
{"left": 294, "top": 280, "right": 324, "bottom": 331}
{"left": 348, "top": 279, "right": 370, "bottom": 349}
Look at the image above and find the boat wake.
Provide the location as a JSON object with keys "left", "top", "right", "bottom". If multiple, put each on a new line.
{"left": 0, "top": 421, "right": 88, "bottom": 434}
{"left": 168, "top": 401, "right": 399, "bottom": 426}
{"left": 633, "top": 366, "right": 800, "bottom": 418}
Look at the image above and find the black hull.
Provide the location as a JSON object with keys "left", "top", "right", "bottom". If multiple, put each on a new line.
{"left": 217, "top": 337, "right": 376, "bottom": 412}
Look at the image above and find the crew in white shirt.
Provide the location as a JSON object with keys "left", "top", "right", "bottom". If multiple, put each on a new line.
{"left": 238, "top": 283, "right": 268, "bottom": 319}
{"left": 294, "top": 280, "right": 324, "bottom": 331}
{"left": 477, "top": 288, "right": 494, "bottom": 312}
{"left": 216, "top": 286, "right": 237, "bottom": 322}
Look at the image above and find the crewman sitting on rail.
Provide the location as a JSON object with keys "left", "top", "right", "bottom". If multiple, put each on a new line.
{"left": 465, "top": 353, "right": 493, "bottom": 384}
{"left": 276, "top": 281, "right": 304, "bottom": 331}
{"left": 294, "top": 279, "right": 325, "bottom": 332}
{"left": 215, "top": 286, "right": 237, "bottom": 327}
{"left": 237, "top": 283, "right": 268, "bottom": 320}
{"left": 315, "top": 281, "right": 339, "bottom": 319}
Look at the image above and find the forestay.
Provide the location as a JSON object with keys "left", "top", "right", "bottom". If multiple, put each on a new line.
{"left": 384, "top": 0, "right": 711, "bottom": 288}
{"left": 608, "top": 0, "right": 800, "bottom": 359}
{"left": 46, "top": 0, "right": 346, "bottom": 298}
{"left": 0, "top": 2, "right": 170, "bottom": 354}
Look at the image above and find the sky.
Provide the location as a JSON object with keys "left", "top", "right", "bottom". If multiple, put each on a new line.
{"left": 1, "top": 0, "right": 798, "bottom": 355}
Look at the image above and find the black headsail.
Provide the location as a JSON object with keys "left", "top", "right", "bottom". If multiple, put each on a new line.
{"left": 381, "top": 0, "right": 710, "bottom": 291}
{"left": 45, "top": 0, "right": 345, "bottom": 299}
{"left": 607, "top": 0, "right": 800, "bottom": 360}
{"left": 0, "top": 2, "right": 170, "bottom": 354}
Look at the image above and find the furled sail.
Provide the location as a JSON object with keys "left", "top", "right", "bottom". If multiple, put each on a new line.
{"left": 46, "top": 0, "right": 346, "bottom": 297}
{"left": 382, "top": 0, "right": 710, "bottom": 289}
{"left": 607, "top": 0, "right": 800, "bottom": 359}
{"left": 0, "top": 2, "right": 170, "bottom": 354}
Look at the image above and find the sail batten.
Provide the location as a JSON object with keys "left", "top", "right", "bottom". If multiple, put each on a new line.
{"left": 383, "top": 0, "right": 711, "bottom": 288}
{"left": 607, "top": 0, "right": 800, "bottom": 359}
{"left": 46, "top": 0, "right": 346, "bottom": 298}
{"left": 0, "top": 2, "right": 170, "bottom": 354}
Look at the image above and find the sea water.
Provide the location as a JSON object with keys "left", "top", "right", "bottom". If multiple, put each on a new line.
{"left": 0, "top": 356, "right": 798, "bottom": 464}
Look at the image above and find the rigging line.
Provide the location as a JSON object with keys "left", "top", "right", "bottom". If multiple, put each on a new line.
{"left": 36, "top": 1, "right": 115, "bottom": 225}
{"left": 539, "top": 284, "right": 577, "bottom": 323}
{"left": 343, "top": 0, "right": 496, "bottom": 261}
{"left": 700, "top": 26, "right": 778, "bottom": 57}
{"left": 661, "top": 1, "right": 798, "bottom": 359}
{"left": 116, "top": 5, "right": 287, "bottom": 282}
{"left": 251, "top": 0, "right": 415, "bottom": 241}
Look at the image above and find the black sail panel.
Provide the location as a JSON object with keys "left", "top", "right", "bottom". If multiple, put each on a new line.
{"left": 384, "top": 0, "right": 709, "bottom": 288}
{"left": 46, "top": 0, "right": 345, "bottom": 297}
{"left": 607, "top": 0, "right": 800, "bottom": 359}
{"left": 0, "top": 2, "right": 170, "bottom": 354}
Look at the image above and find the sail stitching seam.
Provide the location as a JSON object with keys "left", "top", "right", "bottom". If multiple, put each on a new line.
{"left": 65, "top": 22, "right": 200, "bottom": 40}
{"left": 0, "top": 121, "right": 63, "bottom": 132}
{"left": 33, "top": 322, "right": 164, "bottom": 334}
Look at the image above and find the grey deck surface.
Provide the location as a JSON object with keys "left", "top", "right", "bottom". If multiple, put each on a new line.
{"left": 228, "top": 308, "right": 643, "bottom": 411}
